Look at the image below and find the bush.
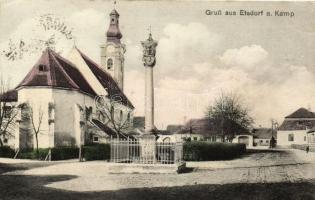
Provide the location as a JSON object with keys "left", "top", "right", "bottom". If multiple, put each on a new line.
{"left": 18, "top": 147, "right": 79, "bottom": 160}
{"left": 19, "top": 148, "right": 49, "bottom": 160}
{"left": 0, "top": 146, "right": 15, "bottom": 158}
{"left": 51, "top": 146, "right": 79, "bottom": 160}
{"left": 183, "top": 141, "right": 246, "bottom": 161}
{"left": 83, "top": 144, "right": 110, "bottom": 161}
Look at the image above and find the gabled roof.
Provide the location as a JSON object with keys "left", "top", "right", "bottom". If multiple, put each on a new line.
{"left": 16, "top": 48, "right": 96, "bottom": 97}
{"left": 252, "top": 128, "right": 276, "bottom": 139}
{"left": 285, "top": 108, "right": 315, "bottom": 119}
{"left": 278, "top": 119, "right": 315, "bottom": 131}
{"left": 166, "top": 125, "right": 184, "bottom": 133}
{"left": 178, "top": 118, "right": 249, "bottom": 137}
{"left": 75, "top": 48, "right": 134, "bottom": 109}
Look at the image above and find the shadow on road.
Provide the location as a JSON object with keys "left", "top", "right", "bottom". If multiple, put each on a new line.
{"left": 0, "top": 174, "right": 315, "bottom": 200}
{"left": 0, "top": 162, "right": 59, "bottom": 174}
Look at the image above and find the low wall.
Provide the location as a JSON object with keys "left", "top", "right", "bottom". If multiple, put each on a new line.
{"left": 291, "top": 144, "right": 315, "bottom": 152}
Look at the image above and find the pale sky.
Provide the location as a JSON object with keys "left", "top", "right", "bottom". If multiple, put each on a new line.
{"left": 0, "top": 0, "right": 315, "bottom": 129}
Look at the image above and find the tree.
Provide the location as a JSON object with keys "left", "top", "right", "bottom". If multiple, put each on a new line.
{"left": 94, "top": 95, "right": 131, "bottom": 138}
{"left": 206, "top": 92, "right": 253, "bottom": 142}
{"left": 0, "top": 79, "right": 18, "bottom": 147}
{"left": 28, "top": 105, "right": 44, "bottom": 159}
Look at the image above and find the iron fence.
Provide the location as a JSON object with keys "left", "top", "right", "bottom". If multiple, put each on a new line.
{"left": 110, "top": 137, "right": 183, "bottom": 164}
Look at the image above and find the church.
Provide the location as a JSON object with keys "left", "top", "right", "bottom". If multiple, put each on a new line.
{"left": 1, "top": 9, "right": 135, "bottom": 149}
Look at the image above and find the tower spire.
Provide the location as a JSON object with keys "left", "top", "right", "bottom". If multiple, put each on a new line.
{"left": 101, "top": 8, "right": 126, "bottom": 91}
{"left": 106, "top": 7, "right": 122, "bottom": 43}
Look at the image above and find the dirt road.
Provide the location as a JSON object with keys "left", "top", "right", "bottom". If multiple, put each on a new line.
{"left": 2, "top": 149, "right": 314, "bottom": 192}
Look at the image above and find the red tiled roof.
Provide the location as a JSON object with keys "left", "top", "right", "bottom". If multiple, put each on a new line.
{"left": 75, "top": 48, "right": 134, "bottom": 109}
{"left": 16, "top": 48, "right": 96, "bottom": 97}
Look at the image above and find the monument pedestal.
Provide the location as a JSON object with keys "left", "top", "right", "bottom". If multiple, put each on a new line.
{"left": 139, "top": 134, "right": 156, "bottom": 163}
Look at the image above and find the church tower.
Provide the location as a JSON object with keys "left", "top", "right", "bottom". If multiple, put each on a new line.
{"left": 100, "top": 9, "right": 126, "bottom": 91}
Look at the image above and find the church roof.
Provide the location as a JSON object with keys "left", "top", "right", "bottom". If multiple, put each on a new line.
{"left": 16, "top": 48, "right": 96, "bottom": 97}
{"left": 285, "top": 107, "right": 315, "bottom": 119}
{"left": 75, "top": 48, "right": 134, "bottom": 109}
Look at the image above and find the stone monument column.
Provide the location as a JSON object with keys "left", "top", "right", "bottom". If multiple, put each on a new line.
{"left": 141, "top": 33, "right": 158, "bottom": 134}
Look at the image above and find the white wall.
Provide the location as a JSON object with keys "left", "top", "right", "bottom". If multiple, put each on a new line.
{"left": 277, "top": 130, "right": 308, "bottom": 146}
{"left": 16, "top": 86, "right": 134, "bottom": 149}
{"left": 254, "top": 138, "right": 271, "bottom": 146}
{"left": 18, "top": 87, "right": 53, "bottom": 148}
{"left": 52, "top": 89, "right": 95, "bottom": 147}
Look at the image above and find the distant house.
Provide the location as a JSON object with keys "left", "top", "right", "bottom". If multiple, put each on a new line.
{"left": 252, "top": 128, "right": 276, "bottom": 146}
{"left": 277, "top": 108, "right": 314, "bottom": 147}
{"left": 166, "top": 125, "right": 183, "bottom": 134}
{"left": 176, "top": 118, "right": 224, "bottom": 142}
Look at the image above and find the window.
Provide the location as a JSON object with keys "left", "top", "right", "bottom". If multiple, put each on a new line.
{"left": 107, "top": 59, "right": 113, "bottom": 70}
{"left": 304, "top": 136, "right": 307, "bottom": 141}
{"left": 127, "top": 112, "right": 130, "bottom": 122}
{"left": 38, "top": 64, "right": 46, "bottom": 72}
{"left": 288, "top": 134, "right": 294, "bottom": 142}
{"left": 110, "top": 106, "right": 114, "bottom": 119}
{"left": 3, "top": 138, "right": 8, "bottom": 143}
{"left": 93, "top": 136, "right": 99, "bottom": 142}
{"left": 120, "top": 110, "right": 123, "bottom": 120}
{"left": 266, "top": 140, "right": 269, "bottom": 143}
{"left": 193, "top": 137, "right": 197, "bottom": 141}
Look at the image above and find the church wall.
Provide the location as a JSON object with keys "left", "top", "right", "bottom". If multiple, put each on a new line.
{"left": 52, "top": 89, "right": 95, "bottom": 147}
{"left": 18, "top": 87, "right": 53, "bottom": 148}
{"left": 16, "top": 86, "right": 134, "bottom": 148}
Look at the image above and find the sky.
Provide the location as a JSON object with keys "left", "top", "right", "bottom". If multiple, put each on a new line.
{"left": 0, "top": 0, "right": 315, "bottom": 129}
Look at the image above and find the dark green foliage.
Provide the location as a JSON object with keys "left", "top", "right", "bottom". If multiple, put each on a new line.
{"left": 0, "top": 146, "right": 15, "bottom": 158}
{"left": 83, "top": 144, "right": 110, "bottom": 161}
{"left": 51, "top": 146, "right": 79, "bottom": 160}
{"left": 183, "top": 141, "right": 246, "bottom": 161}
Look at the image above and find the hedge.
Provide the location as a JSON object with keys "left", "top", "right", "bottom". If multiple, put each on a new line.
{"left": 19, "top": 148, "right": 49, "bottom": 160}
{"left": 183, "top": 141, "right": 246, "bottom": 161}
{"left": 83, "top": 144, "right": 110, "bottom": 161}
{"left": 0, "top": 145, "right": 109, "bottom": 161}
{"left": 0, "top": 146, "right": 15, "bottom": 158}
{"left": 51, "top": 146, "right": 79, "bottom": 160}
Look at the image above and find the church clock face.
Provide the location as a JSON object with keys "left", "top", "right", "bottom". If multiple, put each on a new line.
{"left": 106, "top": 45, "right": 115, "bottom": 53}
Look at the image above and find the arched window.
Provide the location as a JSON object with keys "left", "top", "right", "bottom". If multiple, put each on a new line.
{"left": 163, "top": 137, "right": 171, "bottom": 143}
{"left": 107, "top": 58, "right": 113, "bottom": 70}
{"left": 120, "top": 110, "right": 123, "bottom": 120}
{"left": 127, "top": 112, "right": 130, "bottom": 122}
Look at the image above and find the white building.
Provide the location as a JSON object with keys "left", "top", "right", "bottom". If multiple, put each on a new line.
{"left": 277, "top": 108, "right": 314, "bottom": 147}
{"left": 1, "top": 9, "right": 134, "bottom": 149}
